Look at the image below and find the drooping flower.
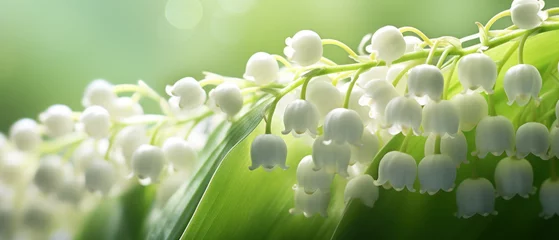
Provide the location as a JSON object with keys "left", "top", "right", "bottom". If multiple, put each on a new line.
{"left": 457, "top": 53, "right": 497, "bottom": 94}
{"left": 323, "top": 108, "right": 364, "bottom": 145}
{"left": 84, "top": 159, "right": 116, "bottom": 195}
{"left": 515, "top": 122, "right": 549, "bottom": 159}
{"left": 162, "top": 137, "right": 198, "bottom": 173}
{"left": 39, "top": 104, "right": 74, "bottom": 137}
{"left": 539, "top": 178, "right": 559, "bottom": 219}
{"left": 344, "top": 174, "right": 379, "bottom": 207}
{"left": 455, "top": 178, "right": 497, "bottom": 218}
{"left": 33, "top": 155, "right": 64, "bottom": 194}
{"left": 131, "top": 144, "right": 166, "bottom": 185}
{"left": 473, "top": 115, "right": 515, "bottom": 158}
{"left": 374, "top": 151, "right": 417, "bottom": 192}
{"left": 243, "top": 52, "right": 279, "bottom": 85}
{"left": 404, "top": 36, "right": 422, "bottom": 53}
{"left": 9, "top": 118, "right": 42, "bottom": 151}
{"left": 209, "top": 82, "right": 244, "bottom": 117}
{"left": 350, "top": 130, "right": 380, "bottom": 165}
{"left": 80, "top": 105, "right": 111, "bottom": 139}
{"left": 369, "top": 26, "right": 406, "bottom": 64}
{"left": 384, "top": 96, "right": 422, "bottom": 135}
{"left": 56, "top": 177, "right": 85, "bottom": 205}
{"left": 289, "top": 186, "right": 330, "bottom": 218}
{"left": 407, "top": 64, "right": 444, "bottom": 104}
{"left": 306, "top": 76, "right": 343, "bottom": 120}
{"left": 282, "top": 99, "right": 320, "bottom": 137}
{"left": 284, "top": 30, "right": 323, "bottom": 66}
{"left": 422, "top": 100, "right": 460, "bottom": 137}
{"left": 450, "top": 93, "right": 488, "bottom": 131}
{"left": 312, "top": 136, "right": 352, "bottom": 177}
{"left": 418, "top": 154, "right": 456, "bottom": 195}
{"left": 249, "top": 134, "right": 288, "bottom": 171}
{"left": 116, "top": 126, "right": 149, "bottom": 166}
{"left": 503, "top": 64, "right": 542, "bottom": 106}
{"left": 165, "top": 77, "right": 207, "bottom": 110}
{"left": 494, "top": 157, "right": 535, "bottom": 200}
{"left": 360, "top": 79, "right": 400, "bottom": 121}
{"left": 109, "top": 97, "right": 144, "bottom": 120}
{"left": 82, "top": 79, "right": 117, "bottom": 109}
{"left": 511, "top": 0, "right": 547, "bottom": 30}
{"left": 356, "top": 66, "right": 388, "bottom": 87}
{"left": 295, "top": 155, "right": 335, "bottom": 194}
{"left": 425, "top": 132, "right": 468, "bottom": 166}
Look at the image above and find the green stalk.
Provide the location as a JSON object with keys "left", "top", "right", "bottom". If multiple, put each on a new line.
{"left": 343, "top": 67, "right": 370, "bottom": 109}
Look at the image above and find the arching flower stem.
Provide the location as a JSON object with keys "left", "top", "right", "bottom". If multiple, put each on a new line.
{"left": 273, "top": 54, "right": 293, "bottom": 69}
{"left": 436, "top": 47, "right": 453, "bottom": 68}
{"left": 392, "top": 62, "right": 420, "bottom": 87}
{"left": 343, "top": 67, "right": 371, "bottom": 109}
{"left": 518, "top": 29, "right": 539, "bottom": 64}
{"left": 399, "top": 26, "right": 434, "bottom": 46}
{"left": 425, "top": 40, "right": 442, "bottom": 65}
{"left": 442, "top": 58, "right": 459, "bottom": 100}
{"left": 321, "top": 39, "right": 360, "bottom": 60}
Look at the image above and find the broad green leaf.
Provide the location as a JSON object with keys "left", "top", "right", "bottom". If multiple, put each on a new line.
{"left": 146, "top": 98, "right": 272, "bottom": 240}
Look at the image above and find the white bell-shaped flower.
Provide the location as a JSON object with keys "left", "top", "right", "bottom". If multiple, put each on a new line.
{"left": 323, "top": 108, "right": 364, "bottom": 145}
{"left": 370, "top": 26, "right": 406, "bottom": 63}
{"left": 450, "top": 93, "right": 488, "bottom": 131}
{"left": 539, "top": 178, "right": 559, "bottom": 219}
{"left": 457, "top": 53, "right": 497, "bottom": 94}
{"left": 425, "top": 132, "right": 468, "bottom": 166}
{"left": 407, "top": 64, "right": 444, "bottom": 104}
{"left": 116, "top": 126, "right": 149, "bottom": 165}
{"left": 9, "top": 118, "right": 41, "bottom": 151}
{"left": 56, "top": 178, "right": 85, "bottom": 205}
{"left": 418, "top": 154, "right": 456, "bottom": 195}
{"left": 550, "top": 127, "right": 559, "bottom": 158}
{"left": 289, "top": 186, "right": 330, "bottom": 218}
{"left": 249, "top": 134, "right": 288, "bottom": 171}
{"left": 284, "top": 30, "right": 323, "bottom": 66}
{"left": 344, "top": 174, "right": 379, "bottom": 207}
{"left": 350, "top": 130, "right": 379, "bottom": 165}
{"left": 356, "top": 66, "right": 388, "bottom": 87}
{"left": 422, "top": 100, "right": 460, "bottom": 137}
{"left": 503, "top": 64, "right": 542, "bottom": 106}
{"left": 374, "top": 151, "right": 417, "bottom": 192}
{"left": 33, "top": 155, "right": 64, "bottom": 194}
{"left": 209, "top": 83, "right": 243, "bottom": 117}
{"left": 131, "top": 144, "right": 165, "bottom": 185}
{"left": 511, "top": 0, "right": 547, "bottom": 30}
{"left": 345, "top": 86, "right": 371, "bottom": 124}
{"left": 296, "top": 155, "right": 334, "bottom": 194}
{"left": 455, "top": 178, "right": 497, "bottom": 218}
{"left": 384, "top": 96, "right": 422, "bottom": 135}
{"left": 474, "top": 116, "right": 515, "bottom": 158}
{"left": 282, "top": 100, "right": 320, "bottom": 137}
{"left": 312, "top": 136, "right": 351, "bottom": 177}
{"left": 404, "top": 36, "right": 422, "bottom": 53}
{"left": 0, "top": 151, "right": 27, "bottom": 185}
{"left": 165, "top": 77, "right": 206, "bottom": 110}
{"left": 360, "top": 79, "right": 400, "bottom": 120}
{"left": 84, "top": 159, "right": 116, "bottom": 194}
{"left": 162, "top": 137, "right": 197, "bottom": 173}
{"left": 494, "top": 157, "right": 535, "bottom": 199}
{"left": 307, "top": 76, "right": 343, "bottom": 119}
{"left": 82, "top": 79, "right": 117, "bottom": 108}
{"left": 386, "top": 64, "right": 409, "bottom": 94}
{"left": 22, "top": 201, "right": 54, "bottom": 233}
{"left": 109, "top": 97, "right": 143, "bottom": 120}
{"left": 39, "top": 104, "right": 74, "bottom": 137}
{"left": 243, "top": 52, "right": 279, "bottom": 85}
{"left": 80, "top": 105, "right": 111, "bottom": 139}
{"left": 515, "top": 122, "right": 549, "bottom": 159}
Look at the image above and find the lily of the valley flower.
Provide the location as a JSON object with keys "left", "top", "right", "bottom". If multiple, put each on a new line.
{"left": 39, "top": 104, "right": 74, "bottom": 137}
{"left": 282, "top": 99, "right": 320, "bottom": 137}
{"left": 33, "top": 155, "right": 64, "bottom": 194}
{"left": 384, "top": 96, "right": 422, "bottom": 135}
{"left": 289, "top": 186, "right": 330, "bottom": 218}
{"left": 80, "top": 105, "right": 111, "bottom": 139}
{"left": 455, "top": 178, "right": 497, "bottom": 218}
{"left": 422, "top": 100, "right": 460, "bottom": 137}
{"left": 407, "top": 64, "right": 444, "bottom": 105}
{"left": 511, "top": 0, "right": 547, "bottom": 30}
{"left": 418, "top": 154, "right": 456, "bottom": 195}
{"left": 243, "top": 52, "right": 279, "bottom": 85}
{"left": 162, "top": 137, "right": 198, "bottom": 173}
{"left": 312, "top": 136, "right": 352, "bottom": 177}
{"left": 295, "top": 155, "right": 335, "bottom": 194}
{"left": 474, "top": 116, "right": 515, "bottom": 158}
{"left": 209, "top": 82, "right": 244, "bottom": 117}
{"left": 249, "top": 134, "right": 288, "bottom": 171}
{"left": 9, "top": 118, "right": 41, "bottom": 152}
{"left": 323, "top": 108, "right": 364, "bottom": 145}
{"left": 131, "top": 144, "right": 166, "bottom": 185}
{"left": 284, "top": 30, "right": 323, "bottom": 66}
{"left": 84, "top": 159, "right": 116, "bottom": 195}
{"left": 450, "top": 93, "right": 488, "bottom": 131}
{"left": 494, "top": 157, "right": 536, "bottom": 199}
{"left": 344, "top": 174, "right": 379, "bottom": 208}
{"left": 375, "top": 151, "right": 417, "bottom": 192}
{"left": 165, "top": 77, "right": 207, "bottom": 110}
{"left": 457, "top": 53, "right": 497, "bottom": 94}
{"left": 515, "top": 122, "right": 550, "bottom": 159}
{"left": 425, "top": 132, "right": 468, "bottom": 166}
{"left": 539, "top": 178, "right": 559, "bottom": 219}
{"left": 369, "top": 26, "right": 406, "bottom": 64}
{"left": 503, "top": 64, "right": 542, "bottom": 106}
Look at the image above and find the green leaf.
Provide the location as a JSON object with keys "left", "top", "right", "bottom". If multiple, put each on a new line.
{"left": 145, "top": 98, "right": 272, "bottom": 240}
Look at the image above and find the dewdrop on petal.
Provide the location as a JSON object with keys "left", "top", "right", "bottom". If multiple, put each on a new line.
{"left": 515, "top": 122, "right": 549, "bottom": 159}
{"left": 418, "top": 154, "right": 456, "bottom": 195}
{"left": 131, "top": 144, "right": 166, "bottom": 185}
{"left": 474, "top": 116, "right": 515, "bottom": 158}
{"left": 33, "top": 155, "right": 64, "bottom": 194}
{"left": 209, "top": 83, "right": 243, "bottom": 117}
{"left": 312, "top": 136, "right": 351, "bottom": 177}
{"left": 284, "top": 30, "right": 323, "bottom": 66}
{"left": 350, "top": 130, "right": 379, "bottom": 165}
{"left": 9, "top": 118, "right": 41, "bottom": 151}
{"left": 296, "top": 155, "right": 335, "bottom": 194}
{"left": 503, "top": 64, "right": 542, "bottom": 106}
{"left": 407, "top": 64, "right": 444, "bottom": 105}
{"left": 422, "top": 100, "right": 460, "bottom": 137}
{"left": 374, "top": 151, "right": 417, "bottom": 192}
{"left": 39, "top": 104, "right": 74, "bottom": 137}
{"left": 370, "top": 25, "right": 406, "bottom": 64}
{"left": 80, "top": 105, "right": 111, "bottom": 139}
{"left": 162, "top": 137, "right": 197, "bottom": 173}
{"left": 455, "top": 178, "right": 497, "bottom": 218}
{"left": 323, "top": 108, "right": 364, "bottom": 145}
{"left": 384, "top": 96, "right": 422, "bottom": 136}
{"left": 457, "top": 53, "right": 497, "bottom": 94}
{"left": 425, "top": 132, "right": 468, "bottom": 166}
{"left": 165, "top": 77, "right": 206, "bottom": 110}
{"left": 344, "top": 174, "right": 379, "bottom": 207}
{"left": 450, "top": 93, "right": 488, "bottom": 131}
{"left": 85, "top": 159, "right": 116, "bottom": 194}
{"left": 307, "top": 77, "right": 343, "bottom": 119}
{"left": 360, "top": 79, "right": 400, "bottom": 120}
{"left": 494, "top": 157, "right": 535, "bottom": 200}
{"left": 243, "top": 52, "right": 279, "bottom": 85}
{"left": 511, "top": 0, "right": 547, "bottom": 30}
{"left": 282, "top": 99, "right": 320, "bottom": 137}
{"left": 82, "top": 79, "right": 117, "bottom": 108}
{"left": 539, "top": 178, "right": 559, "bottom": 219}
{"left": 289, "top": 186, "right": 330, "bottom": 218}
{"left": 249, "top": 134, "right": 288, "bottom": 171}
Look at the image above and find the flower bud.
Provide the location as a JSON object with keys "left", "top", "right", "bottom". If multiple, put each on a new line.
{"left": 284, "top": 30, "right": 323, "bottom": 66}
{"left": 375, "top": 151, "right": 416, "bottom": 192}
{"left": 360, "top": 79, "right": 400, "bottom": 120}
{"left": 209, "top": 83, "right": 243, "bottom": 117}
{"left": 296, "top": 155, "right": 334, "bottom": 194}
{"left": 422, "top": 100, "right": 460, "bottom": 137}
{"left": 243, "top": 52, "right": 279, "bottom": 85}
{"left": 457, "top": 53, "right": 497, "bottom": 94}
{"left": 289, "top": 186, "right": 330, "bottom": 218}
{"left": 116, "top": 126, "right": 149, "bottom": 165}
{"left": 109, "top": 97, "right": 143, "bottom": 120}
{"left": 350, "top": 130, "right": 379, "bottom": 165}
{"left": 82, "top": 79, "right": 117, "bottom": 109}
{"left": 407, "top": 64, "right": 444, "bottom": 104}
{"left": 450, "top": 93, "right": 488, "bottom": 131}
{"left": 515, "top": 122, "right": 549, "bottom": 159}
{"left": 418, "top": 154, "right": 456, "bottom": 195}
{"left": 370, "top": 26, "right": 406, "bottom": 63}
{"left": 539, "top": 178, "right": 559, "bottom": 219}
{"left": 312, "top": 136, "right": 351, "bottom": 177}
{"left": 33, "top": 155, "right": 64, "bottom": 194}
{"left": 165, "top": 77, "right": 206, "bottom": 110}
{"left": 323, "top": 108, "right": 364, "bottom": 145}
{"left": 474, "top": 116, "right": 515, "bottom": 158}
{"left": 9, "top": 118, "right": 41, "bottom": 151}
{"left": 85, "top": 159, "right": 116, "bottom": 194}
{"left": 384, "top": 96, "right": 422, "bottom": 135}
{"left": 162, "top": 137, "right": 197, "bottom": 173}
{"left": 0, "top": 151, "right": 27, "bottom": 185}
{"left": 282, "top": 100, "right": 320, "bottom": 137}
{"left": 455, "top": 178, "right": 497, "bottom": 218}
{"left": 131, "top": 144, "right": 166, "bottom": 184}
{"left": 425, "top": 132, "right": 468, "bottom": 166}
{"left": 80, "top": 105, "right": 111, "bottom": 139}
{"left": 307, "top": 77, "right": 343, "bottom": 120}
{"left": 494, "top": 157, "right": 535, "bottom": 200}
{"left": 39, "top": 104, "right": 74, "bottom": 137}
{"left": 503, "top": 64, "right": 542, "bottom": 106}
{"left": 511, "top": 0, "right": 546, "bottom": 30}
{"left": 344, "top": 174, "right": 379, "bottom": 207}
{"left": 249, "top": 134, "right": 288, "bottom": 171}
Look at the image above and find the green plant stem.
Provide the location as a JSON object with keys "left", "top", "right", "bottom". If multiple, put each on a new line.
{"left": 471, "top": 156, "right": 479, "bottom": 179}
{"left": 273, "top": 54, "right": 293, "bottom": 68}
{"left": 518, "top": 29, "right": 538, "bottom": 64}
{"left": 399, "top": 26, "right": 434, "bottom": 46}
{"left": 321, "top": 39, "right": 360, "bottom": 59}
{"left": 425, "top": 40, "right": 442, "bottom": 65}
{"left": 104, "top": 126, "right": 122, "bottom": 160}
{"left": 484, "top": 10, "right": 511, "bottom": 38}
{"left": 399, "top": 134, "right": 411, "bottom": 152}
{"left": 434, "top": 135, "right": 441, "bottom": 154}
{"left": 299, "top": 76, "right": 313, "bottom": 100}
{"left": 487, "top": 93, "right": 497, "bottom": 116}
{"left": 343, "top": 67, "right": 369, "bottom": 109}
{"left": 443, "top": 58, "right": 459, "bottom": 100}
{"left": 436, "top": 47, "right": 452, "bottom": 68}
{"left": 391, "top": 62, "right": 418, "bottom": 87}
{"left": 150, "top": 121, "right": 167, "bottom": 145}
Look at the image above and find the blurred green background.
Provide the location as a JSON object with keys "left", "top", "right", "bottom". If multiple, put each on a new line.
{"left": 1, "top": 0, "right": 558, "bottom": 132}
